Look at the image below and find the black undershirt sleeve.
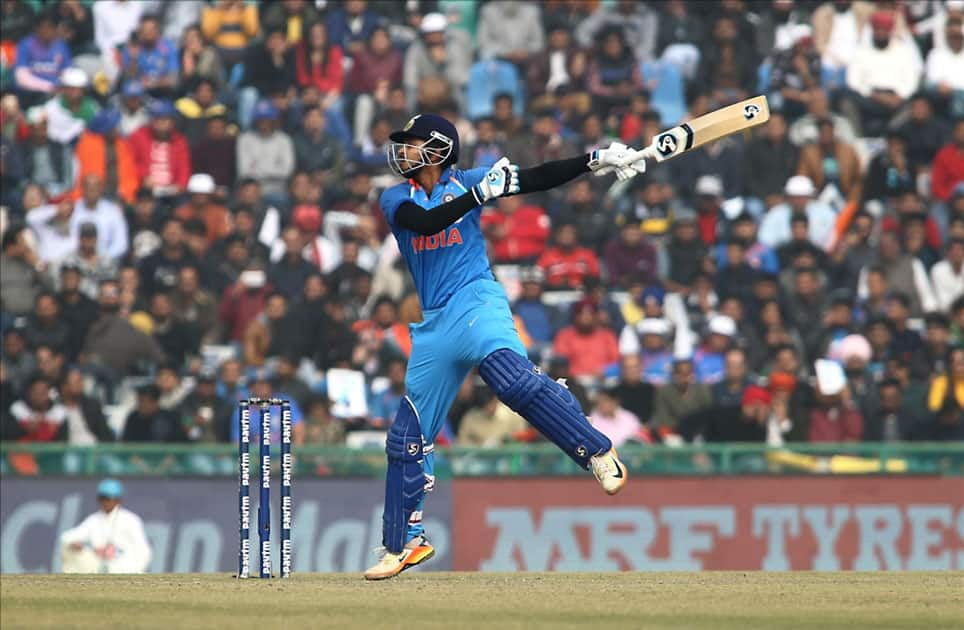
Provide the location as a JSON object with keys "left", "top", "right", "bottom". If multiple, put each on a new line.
{"left": 393, "top": 153, "right": 591, "bottom": 235}
{"left": 517, "top": 154, "right": 591, "bottom": 194}
{"left": 393, "top": 194, "right": 479, "bottom": 236}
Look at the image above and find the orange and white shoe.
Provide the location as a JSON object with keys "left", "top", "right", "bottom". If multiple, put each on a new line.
{"left": 590, "top": 448, "right": 628, "bottom": 495}
{"left": 363, "top": 535, "right": 435, "bottom": 581}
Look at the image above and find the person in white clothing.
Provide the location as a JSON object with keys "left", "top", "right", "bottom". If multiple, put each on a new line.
{"left": 925, "top": 16, "right": 964, "bottom": 117}
{"left": 931, "top": 238, "right": 964, "bottom": 312}
{"left": 26, "top": 199, "right": 80, "bottom": 264}
{"left": 758, "top": 176, "right": 837, "bottom": 251}
{"left": 72, "top": 174, "right": 129, "bottom": 261}
{"left": 60, "top": 479, "right": 152, "bottom": 574}
{"left": 845, "top": 11, "right": 922, "bottom": 136}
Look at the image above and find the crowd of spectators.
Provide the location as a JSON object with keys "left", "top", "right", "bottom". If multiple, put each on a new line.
{"left": 1, "top": 0, "right": 963, "bottom": 451}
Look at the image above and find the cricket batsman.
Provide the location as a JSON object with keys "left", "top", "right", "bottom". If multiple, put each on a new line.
{"left": 365, "top": 114, "right": 644, "bottom": 580}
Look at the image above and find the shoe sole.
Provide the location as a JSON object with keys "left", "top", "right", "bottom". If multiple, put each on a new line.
{"left": 364, "top": 546, "right": 435, "bottom": 581}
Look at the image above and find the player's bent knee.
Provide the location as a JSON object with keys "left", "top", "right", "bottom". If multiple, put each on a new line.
{"left": 386, "top": 396, "right": 424, "bottom": 462}
{"left": 478, "top": 348, "right": 611, "bottom": 468}
{"left": 383, "top": 396, "right": 426, "bottom": 551}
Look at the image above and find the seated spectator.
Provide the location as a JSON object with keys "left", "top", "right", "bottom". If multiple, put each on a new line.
{"left": 368, "top": 358, "right": 406, "bottom": 428}
{"left": 618, "top": 318, "right": 673, "bottom": 386}
{"left": 924, "top": 16, "right": 964, "bottom": 118}
{"left": 294, "top": 105, "right": 344, "bottom": 189}
{"left": 718, "top": 212, "right": 779, "bottom": 274}
{"left": 693, "top": 315, "right": 737, "bottom": 385}
{"left": 271, "top": 353, "right": 312, "bottom": 411}
{"left": 776, "top": 213, "right": 831, "bottom": 271}
{"left": 120, "top": 14, "right": 178, "bottom": 98}
{"left": 830, "top": 210, "right": 876, "bottom": 292}
{"left": 21, "top": 107, "right": 74, "bottom": 199}
{"left": 759, "top": 175, "right": 836, "bottom": 251}
{"left": 652, "top": 358, "right": 712, "bottom": 438}
{"left": 555, "top": 178, "right": 613, "bottom": 252}
{"left": 57, "top": 264, "right": 99, "bottom": 359}
{"left": 590, "top": 387, "right": 648, "bottom": 447}
{"left": 1, "top": 224, "right": 50, "bottom": 318}
{"left": 92, "top": 0, "right": 143, "bottom": 63}
{"left": 139, "top": 218, "right": 200, "bottom": 297}
{"left": 72, "top": 108, "right": 138, "bottom": 205}
{"left": 347, "top": 25, "right": 403, "bottom": 143}
{"left": 744, "top": 112, "right": 800, "bottom": 208}
{"left": 477, "top": 0, "right": 544, "bottom": 65}
{"left": 174, "top": 79, "right": 225, "bottom": 147}
{"left": 767, "top": 26, "right": 821, "bottom": 120}
{"left": 403, "top": 13, "right": 472, "bottom": 109}
{"left": 189, "top": 115, "right": 236, "bottom": 196}
{"left": 809, "top": 384, "right": 863, "bottom": 442}
{"left": 237, "top": 100, "right": 294, "bottom": 204}
{"left": 239, "top": 27, "right": 296, "bottom": 130}
{"left": 858, "top": 230, "right": 937, "bottom": 317}
{"left": 604, "top": 220, "right": 658, "bottom": 289}
{"left": 712, "top": 348, "right": 751, "bottom": 407}
{"left": 612, "top": 354, "right": 655, "bottom": 425}
{"left": 243, "top": 291, "right": 294, "bottom": 367}
{"left": 696, "top": 16, "right": 756, "bottom": 107}
{"left": 174, "top": 174, "right": 230, "bottom": 247}
{"left": 456, "top": 388, "right": 526, "bottom": 447}
{"left": 930, "top": 119, "right": 964, "bottom": 203}
{"left": 121, "top": 384, "right": 185, "bottom": 442}
{"left": 115, "top": 81, "right": 149, "bottom": 137}
{"left": 862, "top": 377, "right": 921, "bottom": 441}
{"left": 897, "top": 94, "right": 951, "bottom": 174}
{"left": 240, "top": 370, "right": 306, "bottom": 445}
{"left": 303, "top": 395, "right": 345, "bottom": 445}
{"left": 931, "top": 237, "right": 964, "bottom": 312}
{"left": 481, "top": 195, "right": 550, "bottom": 264}
{"left": 58, "top": 367, "right": 114, "bottom": 444}
{"left": 179, "top": 25, "right": 227, "bottom": 91}
{"left": 922, "top": 347, "right": 964, "bottom": 440}
{"left": 586, "top": 27, "right": 640, "bottom": 114}
{"left": 294, "top": 21, "right": 344, "bottom": 114}
{"left": 26, "top": 199, "right": 79, "bottom": 263}
{"left": 328, "top": 239, "right": 371, "bottom": 299}
{"left": 921, "top": 313, "right": 953, "bottom": 376}
{"left": 171, "top": 265, "right": 219, "bottom": 345}
{"left": 552, "top": 299, "right": 619, "bottom": 380}
{"left": 22, "top": 291, "right": 69, "bottom": 353}
{"left": 200, "top": 0, "right": 259, "bottom": 67}
{"left": 1, "top": 374, "right": 67, "bottom": 441}
{"left": 72, "top": 174, "right": 128, "bottom": 261}
{"left": 155, "top": 364, "right": 191, "bottom": 411}
{"left": 13, "top": 12, "right": 71, "bottom": 108}
{"left": 510, "top": 268, "right": 562, "bottom": 350}
{"left": 863, "top": 130, "right": 915, "bottom": 203}
{"left": 128, "top": 100, "right": 192, "bottom": 198}
{"left": 82, "top": 280, "right": 163, "bottom": 383}
{"left": 663, "top": 210, "right": 709, "bottom": 294}
{"left": 537, "top": 222, "right": 601, "bottom": 290}
{"left": 148, "top": 292, "right": 195, "bottom": 367}
{"left": 788, "top": 88, "right": 858, "bottom": 147}
{"left": 179, "top": 369, "right": 232, "bottom": 443}
{"left": 797, "top": 118, "right": 863, "bottom": 204}
{"left": 714, "top": 240, "right": 756, "bottom": 303}
{"left": 352, "top": 295, "right": 411, "bottom": 365}
{"left": 844, "top": 11, "right": 921, "bottom": 136}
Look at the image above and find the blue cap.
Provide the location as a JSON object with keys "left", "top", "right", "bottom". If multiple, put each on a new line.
{"left": 251, "top": 99, "right": 279, "bottom": 122}
{"left": 148, "top": 99, "right": 176, "bottom": 119}
{"left": 97, "top": 478, "right": 124, "bottom": 499}
{"left": 640, "top": 285, "right": 666, "bottom": 306}
{"left": 88, "top": 108, "right": 121, "bottom": 135}
{"left": 122, "top": 80, "right": 145, "bottom": 98}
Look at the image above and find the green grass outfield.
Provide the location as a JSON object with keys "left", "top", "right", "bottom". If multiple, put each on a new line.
{"left": 2, "top": 572, "right": 963, "bottom": 629}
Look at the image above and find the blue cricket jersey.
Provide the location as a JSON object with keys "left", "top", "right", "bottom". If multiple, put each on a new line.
{"left": 379, "top": 166, "right": 495, "bottom": 309}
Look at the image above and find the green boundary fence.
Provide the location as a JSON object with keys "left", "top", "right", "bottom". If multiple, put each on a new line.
{"left": 2, "top": 442, "right": 963, "bottom": 477}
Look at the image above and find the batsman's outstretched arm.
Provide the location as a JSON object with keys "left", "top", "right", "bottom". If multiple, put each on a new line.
{"left": 519, "top": 143, "right": 645, "bottom": 193}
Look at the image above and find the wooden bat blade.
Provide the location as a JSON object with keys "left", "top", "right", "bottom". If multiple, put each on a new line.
{"left": 647, "top": 95, "right": 770, "bottom": 162}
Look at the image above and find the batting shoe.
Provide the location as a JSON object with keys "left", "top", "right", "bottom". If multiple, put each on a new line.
{"left": 590, "top": 448, "right": 628, "bottom": 495}
{"left": 364, "top": 535, "right": 435, "bottom": 581}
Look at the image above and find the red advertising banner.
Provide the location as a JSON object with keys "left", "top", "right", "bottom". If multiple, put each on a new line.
{"left": 453, "top": 477, "right": 964, "bottom": 571}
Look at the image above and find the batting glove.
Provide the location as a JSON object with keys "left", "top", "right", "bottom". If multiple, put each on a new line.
{"left": 588, "top": 142, "right": 646, "bottom": 181}
{"left": 471, "top": 157, "right": 520, "bottom": 204}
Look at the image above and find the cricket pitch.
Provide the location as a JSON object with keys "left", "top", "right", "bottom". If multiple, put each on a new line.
{"left": 2, "top": 572, "right": 962, "bottom": 629}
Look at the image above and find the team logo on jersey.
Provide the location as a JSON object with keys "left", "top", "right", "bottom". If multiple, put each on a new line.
{"left": 442, "top": 192, "right": 455, "bottom": 203}
{"left": 411, "top": 227, "right": 464, "bottom": 253}
{"left": 656, "top": 133, "right": 678, "bottom": 157}
{"left": 403, "top": 115, "right": 420, "bottom": 132}
{"left": 744, "top": 104, "right": 761, "bottom": 120}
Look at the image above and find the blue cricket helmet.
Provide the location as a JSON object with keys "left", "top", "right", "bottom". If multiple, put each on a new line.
{"left": 387, "top": 113, "right": 460, "bottom": 176}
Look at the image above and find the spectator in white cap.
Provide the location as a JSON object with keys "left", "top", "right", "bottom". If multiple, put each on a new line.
{"left": 693, "top": 314, "right": 736, "bottom": 384}
{"left": 43, "top": 67, "right": 99, "bottom": 144}
{"left": 173, "top": 173, "right": 231, "bottom": 246}
{"left": 767, "top": 24, "right": 821, "bottom": 119}
{"left": 758, "top": 175, "right": 836, "bottom": 251}
{"left": 618, "top": 317, "right": 674, "bottom": 386}
{"left": 403, "top": 12, "right": 472, "bottom": 109}
{"left": 20, "top": 106, "right": 75, "bottom": 199}
{"left": 693, "top": 175, "right": 724, "bottom": 244}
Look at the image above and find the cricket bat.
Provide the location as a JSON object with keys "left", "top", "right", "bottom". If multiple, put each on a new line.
{"left": 637, "top": 95, "right": 770, "bottom": 163}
